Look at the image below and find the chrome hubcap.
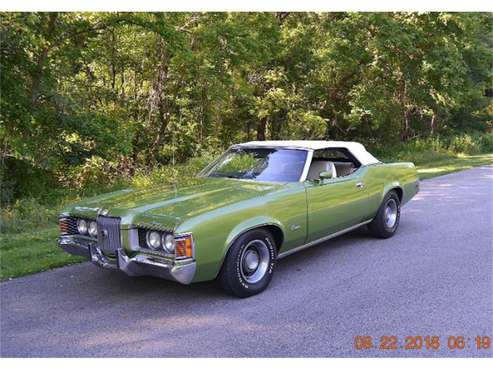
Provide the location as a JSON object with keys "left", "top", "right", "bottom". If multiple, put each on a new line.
{"left": 384, "top": 199, "right": 398, "bottom": 228}
{"left": 240, "top": 240, "right": 270, "bottom": 284}
{"left": 243, "top": 250, "right": 260, "bottom": 272}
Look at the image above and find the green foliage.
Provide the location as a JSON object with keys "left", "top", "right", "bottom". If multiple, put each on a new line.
{"left": 131, "top": 156, "right": 211, "bottom": 188}
{"left": 0, "top": 197, "right": 59, "bottom": 233}
{"left": 62, "top": 155, "right": 130, "bottom": 192}
{"left": 2, "top": 12, "right": 491, "bottom": 279}
{"left": 372, "top": 132, "right": 493, "bottom": 164}
{"left": 416, "top": 154, "right": 493, "bottom": 180}
{"left": 212, "top": 152, "right": 259, "bottom": 174}
{"left": 1, "top": 12, "right": 492, "bottom": 207}
{"left": 447, "top": 132, "right": 493, "bottom": 154}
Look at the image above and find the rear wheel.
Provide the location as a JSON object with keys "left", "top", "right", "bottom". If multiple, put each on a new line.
{"left": 218, "top": 229, "right": 277, "bottom": 298}
{"left": 368, "top": 190, "right": 401, "bottom": 238}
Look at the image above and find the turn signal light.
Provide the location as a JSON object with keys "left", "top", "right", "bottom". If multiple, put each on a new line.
{"left": 175, "top": 234, "right": 194, "bottom": 259}
{"left": 59, "top": 218, "right": 70, "bottom": 235}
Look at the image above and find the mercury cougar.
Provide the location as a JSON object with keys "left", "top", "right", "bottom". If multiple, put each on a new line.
{"left": 58, "top": 140, "right": 419, "bottom": 297}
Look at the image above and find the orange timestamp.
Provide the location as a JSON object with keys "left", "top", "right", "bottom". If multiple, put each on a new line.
{"left": 354, "top": 335, "right": 491, "bottom": 351}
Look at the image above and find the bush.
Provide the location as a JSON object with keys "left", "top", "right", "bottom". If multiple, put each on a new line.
{"left": 371, "top": 132, "right": 493, "bottom": 164}
{"left": 477, "top": 132, "right": 493, "bottom": 153}
{"left": 59, "top": 155, "right": 133, "bottom": 194}
{"left": 131, "top": 156, "right": 212, "bottom": 188}
{"left": 0, "top": 198, "right": 59, "bottom": 233}
{"left": 446, "top": 133, "right": 492, "bottom": 155}
{"left": 3, "top": 133, "right": 490, "bottom": 235}
{"left": 0, "top": 156, "right": 58, "bottom": 205}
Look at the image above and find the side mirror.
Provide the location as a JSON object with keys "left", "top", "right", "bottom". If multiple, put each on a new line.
{"left": 319, "top": 170, "right": 333, "bottom": 180}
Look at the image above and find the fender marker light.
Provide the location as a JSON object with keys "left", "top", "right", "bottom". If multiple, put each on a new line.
{"left": 175, "top": 234, "right": 194, "bottom": 259}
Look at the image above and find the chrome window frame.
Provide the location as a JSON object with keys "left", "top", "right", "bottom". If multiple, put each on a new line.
{"left": 299, "top": 149, "right": 314, "bottom": 182}
{"left": 199, "top": 145, "right": 313, "bottom": 183}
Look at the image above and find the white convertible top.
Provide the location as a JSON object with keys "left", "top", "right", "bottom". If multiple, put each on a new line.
{"left": 236, "top": 140, "right": 380, "bottom": 166}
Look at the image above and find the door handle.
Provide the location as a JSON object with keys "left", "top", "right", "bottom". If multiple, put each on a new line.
{"left": 356, "top": 181, "right": 365, "bottom": 189}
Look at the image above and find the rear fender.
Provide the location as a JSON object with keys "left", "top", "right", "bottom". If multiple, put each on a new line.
{"left": 382, "top": 181, "right": 403, "bottom": 204}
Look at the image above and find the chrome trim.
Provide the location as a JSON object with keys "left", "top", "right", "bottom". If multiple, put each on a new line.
{"left": 58, "top": 236, "right": 93, "bottom": 258}
{"left": 299, "top": 149, "right": 314, "bottom": 182}
{"left": 239, "top": 239, "right": 270, "bottom": 284}
{"left": 128, "top": 228, "right": 175, "bottom": 257}
{"left": 277, "top": 220, "right": 372, "bottom": 259}
{"left": 128, "top": 228, "right": 141, "bottom": 251}
{"left": 232, "top": 144, "right": 315, "bottom": 151}
{"left": 58, "top": 235, "right": 196, "bottom": 284}
{"left": 128, "top": 228, "right": 195, "bottom": 260}
{"left": 174, "top": 232, "right": 196, "bottom": 260}
{"left": 117, "top": 249, "right": 196, "bottom": 284}
{"left": 133, "top": 222, "right": 175, "bottom": 233}
{"left": 289, "top": 224, "right": 301, "bottom": 231}
{"left": 64, "top": 234, "right": 97, "bottom": 242}
{"left": 384, "top": 199, "right": 398, "bottom": 228}
{"left": 225, "top": 222, "right": 284, "bottom": 255}
{"left": 199, "top": 145, "right": 313, "bottom": 183}
{"left": 90, "top": 245, "right": 118, "bottom": 270}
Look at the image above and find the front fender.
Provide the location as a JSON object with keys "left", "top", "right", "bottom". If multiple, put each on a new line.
{"left": 224, "top": 216, "right": 286, "bottom": 251}
{"left": 206, "top": 216, "right": 285, "bottom": 282}
{"left": 203, "top": 215, "right": 285, "bottom": 280}
{"left": 181, "top": 212, "right": 286, "bottom": 283}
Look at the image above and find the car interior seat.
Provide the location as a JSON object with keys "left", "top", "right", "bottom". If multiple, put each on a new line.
{"left": 333, "top": 162, "right": 355, "bottom": 177}
{"left": 307, "top": 161, "right": 337, "bottom": 180}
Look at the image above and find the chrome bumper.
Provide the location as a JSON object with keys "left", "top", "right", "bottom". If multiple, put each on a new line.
{"left": 58, "top": 236, "right": 196, "bottom": 285}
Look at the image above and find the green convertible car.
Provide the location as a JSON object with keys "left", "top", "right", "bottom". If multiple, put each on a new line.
{"left": 59, "top": 140, "right": 419, "bottom": 297}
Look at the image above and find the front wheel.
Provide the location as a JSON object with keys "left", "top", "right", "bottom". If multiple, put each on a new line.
{"left": 218, "top": 229, "right": 277, "bottom": 298}
{"left": 368, "top": 190, "right": 401, "bottom": 238}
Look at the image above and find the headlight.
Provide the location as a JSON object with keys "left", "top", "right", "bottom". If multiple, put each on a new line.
{"left": 146, "top": 230, "right": 161, "bottom": 250}
{"left": 88, "top": 221, "right": 98, "bottom": 237}
{"left": 77, "top": 219, "right": 88, "bottom": 234}
{"left": 162, "top": 233, "right": 175, "bottom": 254}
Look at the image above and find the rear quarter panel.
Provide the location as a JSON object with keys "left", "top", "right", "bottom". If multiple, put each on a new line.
{"left": 364, "top": 162, "right": 419, "bottom": 212}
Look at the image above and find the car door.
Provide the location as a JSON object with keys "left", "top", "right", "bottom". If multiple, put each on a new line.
{"left": 304, "top": 166, "right": 372, "bottom": 243}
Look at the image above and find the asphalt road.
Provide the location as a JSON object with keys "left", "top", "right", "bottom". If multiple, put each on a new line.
{"left": 1, "top": 166, "right": 492, "bottom": 357}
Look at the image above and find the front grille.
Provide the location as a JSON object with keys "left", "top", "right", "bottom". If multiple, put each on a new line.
{"left": 97, "top": 216, "right": 122, "bottom": 255}
{"left": 59, "top": 217, "right": 78, "bottom": 235}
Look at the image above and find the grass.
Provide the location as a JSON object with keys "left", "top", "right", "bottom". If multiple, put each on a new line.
{"left": 0, "top": 227, "right": 84, "bottom": 280}
{"left": 416, "top": 153, "right": 493, "bottom": 180}
{"left": 1, "top": 152, "right": 492, "bottom": 281}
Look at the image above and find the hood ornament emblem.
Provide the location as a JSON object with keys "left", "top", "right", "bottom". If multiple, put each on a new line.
{"left": 97, "top": 208, "right": 109, "bottom": 216}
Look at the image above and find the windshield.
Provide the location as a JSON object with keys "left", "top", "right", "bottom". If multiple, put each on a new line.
{"left": 203, "top": 147, "right": 308, "bottom": 182}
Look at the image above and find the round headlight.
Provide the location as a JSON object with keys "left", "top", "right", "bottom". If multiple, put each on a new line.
{"left": 77, "top": 219, "right": 87, "bottom": 234}
{"left": 88, "top": 221, "right": 98, "bottom": 237}
{"left": 162, "top": 234, "right": 175, "bottom": 254}
{"left": 146, "top": 231, "right": 161, "bottom": 250}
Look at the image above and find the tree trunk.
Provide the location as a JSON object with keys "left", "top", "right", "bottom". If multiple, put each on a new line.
{"left": 398, "top": 80, "right": 410, "bottom": 141}
{"left": 149, "top": 41, "right": 170, "bottom": 158}
{"left": 31, "top": 13, "right": 58, "bottom": 105}
{"left": 256, "top": 117, "right": 267, "bottom": 141}
{"left": 401, "top": 109, "right": 411, "bottom": 141}
{"left": 111, "top": 30, "right": 116, "bottom": 91}
{"left": 276, "top": 12, "right": 290, "bottom": 25}
{"left": 430, "top": 112, "right": 437, "bottom": 135}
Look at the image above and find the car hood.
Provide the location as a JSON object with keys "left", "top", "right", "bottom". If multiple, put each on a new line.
{"left": 68, "top": 177, "right": 283, "bottom": 229}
